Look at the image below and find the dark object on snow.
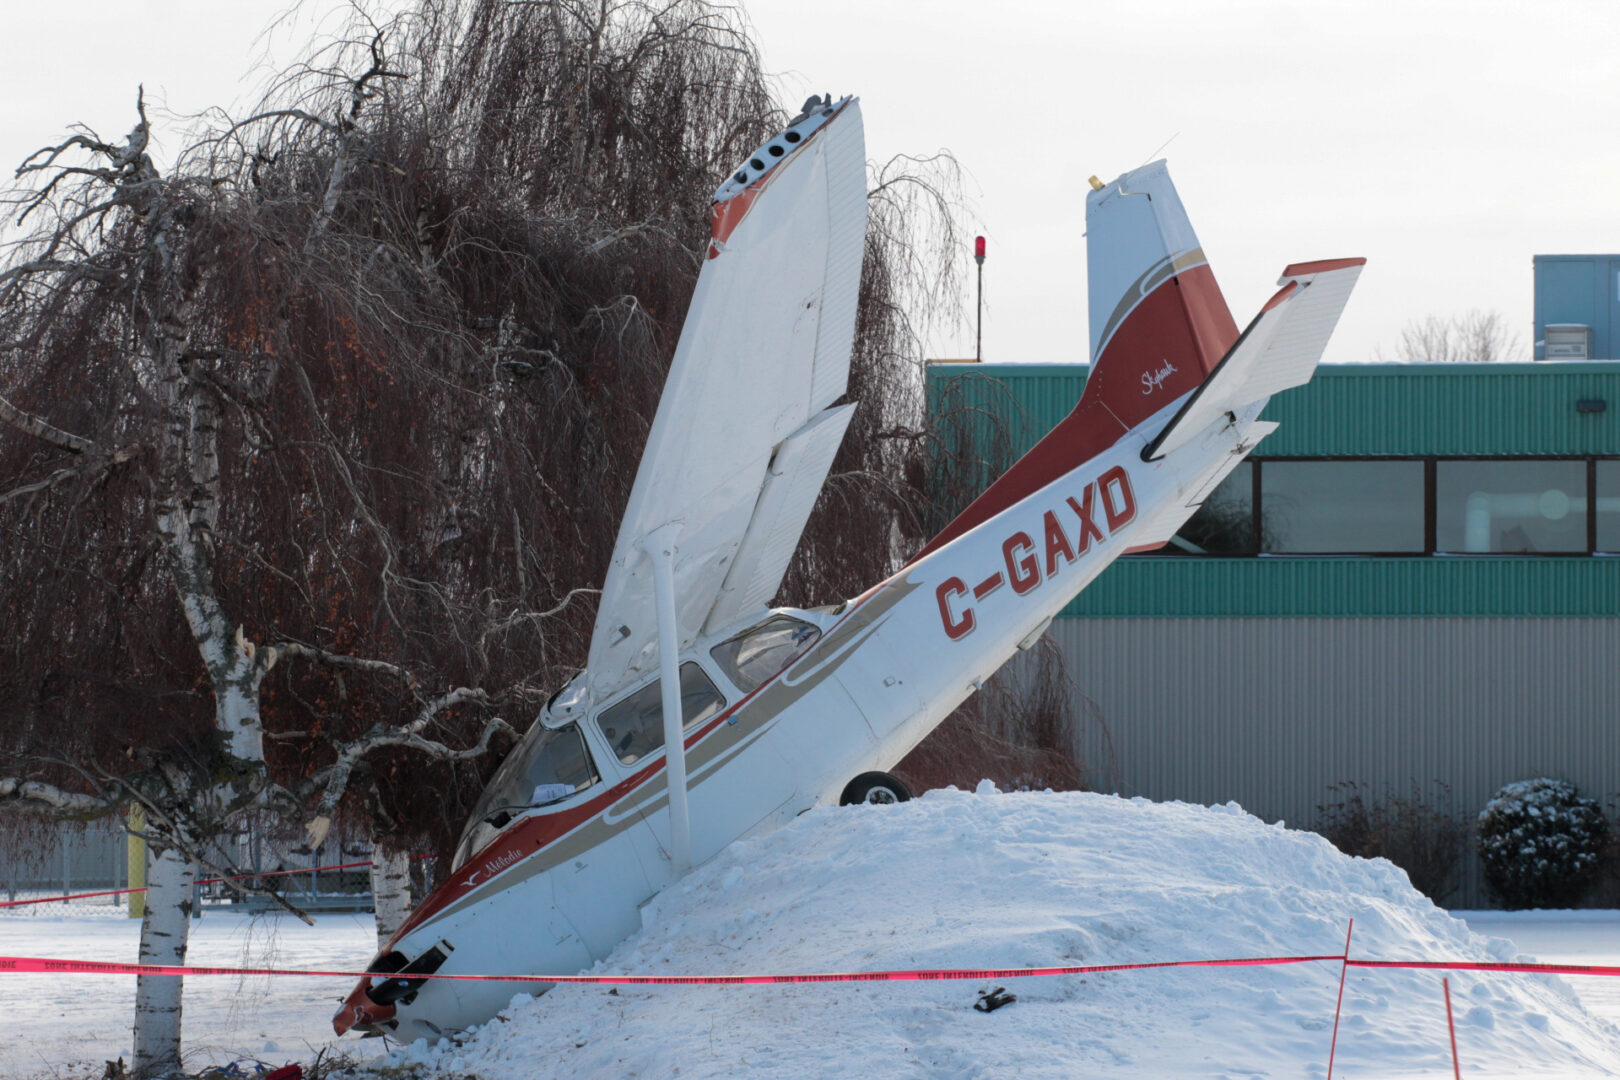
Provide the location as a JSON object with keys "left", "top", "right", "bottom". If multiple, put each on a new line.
{"left": 839, "top": 771, "right": 912, "bottom": 806}
{"left": 266, "top": 1066, "right": 303, "bottom": 1080}
{"left": 974, "top": 987, "right": 1016, "bottom": 1012}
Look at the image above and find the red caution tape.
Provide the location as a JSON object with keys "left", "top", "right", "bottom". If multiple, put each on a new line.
{"left": 1348, "top": 959, "right": 1620, "bottom": 977}
{"left": 0, "top": 954, "right": 1615, "bottom": 985}
{"left": 0, "top": 886, "right": 146, "bottom": 908}
{"left": 0, "top": 953, "right": 1342, "bottom": 983}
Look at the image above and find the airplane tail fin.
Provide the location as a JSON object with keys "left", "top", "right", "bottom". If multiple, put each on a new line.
{"left": 912, "top": 161, "right": 1239, "bottom": 560}
{"left": 1079, "top": 160, "right": 1240, "bottom": 429}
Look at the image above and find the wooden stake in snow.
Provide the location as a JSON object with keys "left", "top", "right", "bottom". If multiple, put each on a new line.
{"left": 1443, "top": 977, "right": 1462, "bottom": 1080}
{"left": 128, "top": 806, "right": 146, "bottom": 920}
{"left": 1326, "top": 918, "right": 1354, "bottom": 1080}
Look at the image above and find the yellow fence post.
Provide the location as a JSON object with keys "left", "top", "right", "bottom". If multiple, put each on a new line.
{"left": 127, "top": 804, "right": 145, "bottom": 919}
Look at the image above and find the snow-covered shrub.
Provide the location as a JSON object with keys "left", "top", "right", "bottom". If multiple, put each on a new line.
{"left": 1477, "top": 779, "right": 1610, "bottom": 909}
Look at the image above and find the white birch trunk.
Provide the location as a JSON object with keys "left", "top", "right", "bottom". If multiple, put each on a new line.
{"left": 140, "top": 281, "right": 267, "bottom": 1070}
{"left": 370, "top": 845, "right": 412, "bottom": 950}
{"left": 132, "top": 846, "right": 196, "bottom": 1077}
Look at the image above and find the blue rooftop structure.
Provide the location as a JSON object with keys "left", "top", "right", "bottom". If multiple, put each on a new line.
{"left": 1534, "top": 254, "right": 1620, "bottom": 360}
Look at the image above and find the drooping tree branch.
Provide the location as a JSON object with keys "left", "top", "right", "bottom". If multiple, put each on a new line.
{"left": 0, "top": 392, "right": 97, "bottom": 452}
{"left": 0, "top": 776, "right": 120, "bottom": 819}
{"left": 302, "top": 704, "right": 517, "bottom": 848}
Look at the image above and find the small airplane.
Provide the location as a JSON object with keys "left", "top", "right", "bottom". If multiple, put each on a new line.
{"left": 334, "top": 94, "right": 1364, "bottom": 1041}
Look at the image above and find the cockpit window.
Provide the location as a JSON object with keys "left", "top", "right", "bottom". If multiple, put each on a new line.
{"left": 597, "top": 662, "right": 725, "bottom": 765}
{"left": 710, "top": 615, "right": 821, "bottom": 693}
{"left": 452, "top": 723, "right": 599, "bottom": 870}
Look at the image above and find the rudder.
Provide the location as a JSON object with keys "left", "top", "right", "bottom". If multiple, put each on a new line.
{"left": 1079, "top": 160, "right": 1239, "bottom": 430}
{"left": 912, "top": 161, "right": 1235, "bottom": 561}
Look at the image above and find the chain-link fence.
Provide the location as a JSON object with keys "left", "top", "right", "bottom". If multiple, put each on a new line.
{"left": 0, "top": 814, "right": 437, "bottom": 917}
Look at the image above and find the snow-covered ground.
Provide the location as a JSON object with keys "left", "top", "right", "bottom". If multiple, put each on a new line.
{"left": 0, "top": 905, "right": 379, "bottom": 1078}
{"left": 399, "top": 787, "right": 1620, "bottom": 1080}
{"left": 1456, "top": 910, "right": 1620, "bottom": 1036}
{"left": 4, "top": 787, "right": 1619, "bottom": 1079}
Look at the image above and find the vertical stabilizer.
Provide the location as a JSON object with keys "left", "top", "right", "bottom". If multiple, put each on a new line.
{"left": 913, "top": 161, "right": 1237, "bottom": 561}
{"left": 1081, "top": 160, "right": 1238, "bottom": 429}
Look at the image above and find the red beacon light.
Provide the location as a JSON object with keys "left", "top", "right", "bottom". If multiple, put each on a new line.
{"left": 974, "top": 235, "right": 986, "bottom": 264}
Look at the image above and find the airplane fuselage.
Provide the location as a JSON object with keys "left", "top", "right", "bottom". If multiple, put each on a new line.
{"left": 335, "top": 387, "right": 1270, "bottom": 1041}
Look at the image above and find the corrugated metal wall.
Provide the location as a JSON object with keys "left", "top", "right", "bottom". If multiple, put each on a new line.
{"left": 1261, "top": 364, "right": 1620, "bottom": 456}
{"left": 1051, "top": 616, "right": 1620, "bottom": 908}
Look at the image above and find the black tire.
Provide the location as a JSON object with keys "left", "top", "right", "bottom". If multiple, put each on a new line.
{"left": 839, "top": 771, "right": 912, "bottom": 806}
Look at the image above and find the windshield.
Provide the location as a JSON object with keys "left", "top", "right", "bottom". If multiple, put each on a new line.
{"left": 452, "top": 722, "right": 598, "bottom": 870}
{"left": 710, "top": 615, "right": 821, "bottom": 692}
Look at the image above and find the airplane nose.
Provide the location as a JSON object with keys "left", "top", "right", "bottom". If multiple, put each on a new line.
{"left": 333, "top": 980, "right": 396, "bottom": 1035}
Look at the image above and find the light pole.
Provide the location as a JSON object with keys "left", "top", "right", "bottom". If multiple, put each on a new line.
{"left": 974, "top": 235, "right": 986, "bottom": 362}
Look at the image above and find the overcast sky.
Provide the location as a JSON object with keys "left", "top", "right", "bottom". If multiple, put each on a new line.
{"left": 3, "top": 0, "right": 1616, "bottom": 365}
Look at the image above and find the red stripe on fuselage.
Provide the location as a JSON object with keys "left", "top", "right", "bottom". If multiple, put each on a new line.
{"left": 382, "top": 588, "right": 886, "bottom": 949}
{"left": 710, "top": 187, "right": 763, "bottom": 253}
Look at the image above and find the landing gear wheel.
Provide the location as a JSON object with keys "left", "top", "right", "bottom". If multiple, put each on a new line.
{"left": 839, "top": 771, "right": 912, "bottom": 806}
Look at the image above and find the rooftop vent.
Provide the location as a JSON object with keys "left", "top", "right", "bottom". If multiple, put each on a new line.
{"left": 1543, "top": 323, "right": 1591, "bottom": 361}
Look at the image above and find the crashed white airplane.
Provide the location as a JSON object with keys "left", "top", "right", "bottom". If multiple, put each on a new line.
{"left": 335, "top": 95, "right": 1364, "bottom": 1040}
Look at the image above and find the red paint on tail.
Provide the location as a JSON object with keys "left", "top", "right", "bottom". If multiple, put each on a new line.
{"left": 912, "top": 262, "right": 1236, "bottom": 562}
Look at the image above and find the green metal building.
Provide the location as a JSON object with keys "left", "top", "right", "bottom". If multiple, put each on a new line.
{"left": 927, "top": 361, "right": 1620, "bottom": 907}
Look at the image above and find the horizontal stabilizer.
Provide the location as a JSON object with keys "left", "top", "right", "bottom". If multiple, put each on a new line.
{"left": 1143, "top": 258, "right": 1364, "bottom": 461}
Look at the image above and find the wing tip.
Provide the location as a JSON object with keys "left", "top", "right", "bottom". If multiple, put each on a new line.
{"left": 1279, "top": 257, "right": 1367, "bottom": 283}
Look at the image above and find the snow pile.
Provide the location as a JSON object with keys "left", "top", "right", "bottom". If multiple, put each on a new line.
{"left": 393, "top": 787, "right": 1620, "bottom": 1079}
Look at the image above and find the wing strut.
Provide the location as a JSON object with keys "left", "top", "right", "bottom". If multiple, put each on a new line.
{"left": 644, "top": 525, "right": 692, "bottom": 874}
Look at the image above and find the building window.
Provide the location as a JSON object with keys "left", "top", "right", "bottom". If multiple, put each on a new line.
{"left": 1147, "top": 456, "right": 1608, "bottom": 558}
{"left": 1598, "top": 461, "right": 1620, "bottom": 552}
{"left": 1167, "top": 462, "right": 1255, "bottom": 554}
{"left": 1436, "top": 460, "right": 1588, "bottom": 553}
{"left": 1260, "top": 461, "right": 1425, "bottom": 553}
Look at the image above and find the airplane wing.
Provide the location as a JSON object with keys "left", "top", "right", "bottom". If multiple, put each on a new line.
{"left": 1143, "top": 258, "right": 1365, "bottom": 461}
{"left": 585, "top": 98, "right": 868, "bottom": 701}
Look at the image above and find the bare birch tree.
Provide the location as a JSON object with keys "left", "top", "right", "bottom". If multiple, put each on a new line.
{"left": 0, "top": 1, "right": 968, "bottom": 1073}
